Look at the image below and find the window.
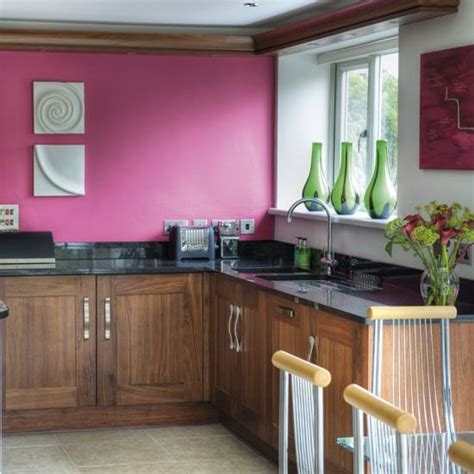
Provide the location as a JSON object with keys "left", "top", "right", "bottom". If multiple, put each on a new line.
{"left": 333, "top": 51, "right": 399, "bottom": 203}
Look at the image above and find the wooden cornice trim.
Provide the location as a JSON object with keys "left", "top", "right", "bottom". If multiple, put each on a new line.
{"left": 253, "top": 0, "right": 460, "bottom": 54}
{"left": 0, "top": 29, "right": 255, "bottom": 55}
{"left": 0, "top": 0, "right": 459, "bottom": 56}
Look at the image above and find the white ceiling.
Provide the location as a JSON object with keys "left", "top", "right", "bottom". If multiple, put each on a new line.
{"left": 0, "top": 0, "right": 348, "bottom": 28}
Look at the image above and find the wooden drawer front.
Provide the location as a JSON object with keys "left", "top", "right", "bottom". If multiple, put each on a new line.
{"left": 2, "top": 276, "right": 96, "bottom": 410}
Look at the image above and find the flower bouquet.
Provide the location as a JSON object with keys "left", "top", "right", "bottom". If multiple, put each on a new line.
{"left": 385, "top": 202, "right": 474, "bottom": 305}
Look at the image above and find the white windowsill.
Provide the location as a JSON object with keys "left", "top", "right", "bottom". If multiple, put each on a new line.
{"left": 269, "top": 207, "right": 394, "bottom": 230}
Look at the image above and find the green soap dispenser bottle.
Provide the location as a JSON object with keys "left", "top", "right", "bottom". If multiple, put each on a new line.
{"left": 298, "top": 238, "right": 311, "bottom": 269}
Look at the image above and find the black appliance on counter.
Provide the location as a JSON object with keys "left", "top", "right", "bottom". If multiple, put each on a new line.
{"left": 0, "top": 231, "right": 55, "bottom": 269}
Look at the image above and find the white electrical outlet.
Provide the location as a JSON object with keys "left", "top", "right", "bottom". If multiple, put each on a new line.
{"left": 193, "top": 219, "right": 208, "bottom": 227}
{"left": 163, "top": 219, "right": 189, "bottom": 235}
{"left": 240, "top": 218, "right": 255, "bottom": 235}
{"left": 0, "top": 204, "right": 19, "bottom": 231}
{"left": 211, "top": 219, "right": 238, "bottom": 228}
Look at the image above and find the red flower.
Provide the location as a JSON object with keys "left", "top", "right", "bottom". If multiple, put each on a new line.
{"left": 432, "top": 215, "right": 448, "bottom": 230}
{"left": 439, "top": 228, "right": 459, "bottom": 245}
{"left": 404, "top": 214, "right": 424, "bottom": 240}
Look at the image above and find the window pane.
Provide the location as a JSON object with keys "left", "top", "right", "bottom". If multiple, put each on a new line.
{"left": 343, "top": 67, "right": 369, "bottom": 194}
{"left": 380, "top": 53, "right": 399, "bottom": 186}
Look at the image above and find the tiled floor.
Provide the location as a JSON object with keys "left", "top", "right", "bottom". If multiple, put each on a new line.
{"left": 2, "top": 424, "right": 278, "bottom": 473}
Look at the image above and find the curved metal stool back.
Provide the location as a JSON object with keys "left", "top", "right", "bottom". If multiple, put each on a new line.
{"left": 449, "top": 441, "right": 474, "bottom": 473}
{"left": 367, "top": 305, "right": 458, "bottom": 473}
{"left": 272, "top": 350, "right": 331, "bottom": 474}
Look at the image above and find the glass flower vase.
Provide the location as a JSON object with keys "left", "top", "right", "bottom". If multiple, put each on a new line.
{"left": 331, "top": 142, "right": 360, "bottom": 215}
{"left": 420, "top": 267, "right": 460, "bottom": 306}
{"left": 302, "top": 142, "right": 330, "bottom": 211}
{"left": 364, "top": 140, "right": 397, "bottom": 219}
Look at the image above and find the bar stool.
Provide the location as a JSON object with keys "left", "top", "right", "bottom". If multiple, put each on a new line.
{"left": 449, "top": 441, "right": 474, "bottom": 473}
{"left": 344, "top": 383, "right": 418, "bottom": 473}
{"left": 272, "top": 350, "right": 331, "bottom": 474}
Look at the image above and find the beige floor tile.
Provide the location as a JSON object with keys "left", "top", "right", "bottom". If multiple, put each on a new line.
{"left": 157, "top": 435, "right": 256, "bottom": 462}
{"left": 4, "top": 469, "right": 79, "bottom": 474}
{"left": 78, "top": 461, "right": 184, "bottom": 473}
{"left": 55, "top": 429, "right": 151, "bottom": 447}
{"left": 3, "top": 446, "right": 76, "bottom": 472}
{"left": 182, "top": 458, "right": 278, "bottom": 473}
{"left": 64, "top": 441, "right": 172, "bottom": 467}
{"left": 146, "top": 423, "right": 231, "bottom": 440}
{"left": 3, "top": 432, "right": 58, "bottom": 448}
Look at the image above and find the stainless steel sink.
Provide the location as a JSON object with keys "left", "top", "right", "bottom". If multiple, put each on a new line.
{"left": 234, "top": 266, "right": 310, "bottom": 275}
{"left": 256, "top": 273, "right": 381, "bottom": 292}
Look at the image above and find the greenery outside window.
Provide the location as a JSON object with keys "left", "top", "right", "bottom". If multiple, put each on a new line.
{"left": 333, "top": 51, "right": 399, "bottom": 208}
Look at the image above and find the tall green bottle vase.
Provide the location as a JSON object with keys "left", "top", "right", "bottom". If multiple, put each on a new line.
{"left": 364, "top": 140, "right": 397, "bottom": 219}
{"left": 331, "top": 142, "right": 360, "bottom": 215}
{"left": 301, "top": 142, "right": 330, "bottom": 211}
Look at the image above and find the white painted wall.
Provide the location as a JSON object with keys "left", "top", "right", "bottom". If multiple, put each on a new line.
{"left": 276, "top": 53, "right": 333, "bottom": 209}
{"left": 274, "top": 1, "right": 474, "bottom": 279}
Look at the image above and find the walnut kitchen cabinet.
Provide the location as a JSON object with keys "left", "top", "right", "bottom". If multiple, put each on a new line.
{"left": 266, "top": 293, "right": 315, "bottom": 450}
{"left": 1, "top": 276, "right": 96, "bottom": 410}
{"left": 313, "top": 308, "right": 369, "bottom": 474}
{"left": 212, "top": 275, "right": 267, "bottom": 439}
{"left": 96, "top": 273, "right": 204, "bottom": 406}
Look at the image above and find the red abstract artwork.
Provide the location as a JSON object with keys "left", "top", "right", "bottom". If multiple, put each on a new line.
{"left": 420, "top": 44, "right": 474, "bottom": 170}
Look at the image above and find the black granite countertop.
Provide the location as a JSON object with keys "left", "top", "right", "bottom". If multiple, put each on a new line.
{"left": 0, "top": 241, "right": 472, "bottom": 324}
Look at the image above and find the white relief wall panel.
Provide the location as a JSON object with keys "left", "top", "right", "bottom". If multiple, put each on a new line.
{"left": 34, "top": 145, "right": 85, "bottom": 196}
{"left": 34, "top": 82, "right": 85, "bottom": 134}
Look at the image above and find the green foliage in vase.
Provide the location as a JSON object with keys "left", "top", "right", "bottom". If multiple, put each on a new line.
{"left": 385, "top": 202, "right": 474, "bottom": 305}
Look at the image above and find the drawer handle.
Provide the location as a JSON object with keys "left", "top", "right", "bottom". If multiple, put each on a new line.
{"left": 307, "top": 335, "right": 316, "bottom": 362}
{"left": 228, "top": 304, "right": 235, "bottom": 350}
{"left": 104, "top": 297, "right": 111, "bottom": 340}
{"left": 83, "top": 297, "right": 90, "bottom": 341}
{"left": 234, "top": 306, "right": 242, "bottom": 353}
{"left": 277, "top": 305, "right": 295, "bottom": 318}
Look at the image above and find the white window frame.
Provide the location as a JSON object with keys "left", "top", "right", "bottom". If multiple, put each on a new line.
{"left": 330, "top": 47, "right": 397, "bottom": 191}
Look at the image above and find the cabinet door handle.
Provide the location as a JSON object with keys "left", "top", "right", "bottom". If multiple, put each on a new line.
{"left": 276, "top": 305, "right": 295, "bottom": 318}
{"left": 228, "top": 304, "right": 235, "bottom": 350}
{"left": 307, "top": 335, "right": 315, "bottom": 362}
{"left": 234, "top": 306, "right": 242, "bottom": 353}
{"left": 104, "top": 297, "right": 111, "bottom": 340}
{"left": 83, "top": 297, "right": 90, "bottom": 341}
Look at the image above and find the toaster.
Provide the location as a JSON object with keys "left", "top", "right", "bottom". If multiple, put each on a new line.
{"left": 169, "top": 226, "right": 215, "bottom": 260}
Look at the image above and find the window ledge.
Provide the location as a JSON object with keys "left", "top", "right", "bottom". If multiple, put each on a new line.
{"left": 269, "top": 207, "right": 394, "bottom": 230}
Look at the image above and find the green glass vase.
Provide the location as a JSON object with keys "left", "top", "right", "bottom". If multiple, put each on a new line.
{"left": 302, "top": 142, "right": 330, "bottom": 211}
{"left": 364, "top": 140, "right": 397, "bottom": 219}
{"left": 331, "top": 142, "right": 360, "bottom": 215}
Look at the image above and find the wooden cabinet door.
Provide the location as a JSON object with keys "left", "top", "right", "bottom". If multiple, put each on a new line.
{"left": 267, "top": 294, "right": 312, "bottom": 449}
{"left": 314, "top": 309, "right": 368, "bottom": 474}
{"left": 212, "top": 276, "right": 238, "bottom": 416}
{"left": 2, "top": 276, "right": 96, "bottom": 410}
{"left": 97, "top": 274, "right": 203, "bottom": 406}
{"left": 234, "top": 284, "right": 267, "bottom": 439}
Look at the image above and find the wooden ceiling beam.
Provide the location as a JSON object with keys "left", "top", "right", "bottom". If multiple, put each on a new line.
{"left": 0, "top": 1, "right": 459, "bottom": 56}
{"left": 253, "top": 0, "right": 460, "bottom": 54}
{"left": 0, "top": 29, "right": 255, "bottom": 55}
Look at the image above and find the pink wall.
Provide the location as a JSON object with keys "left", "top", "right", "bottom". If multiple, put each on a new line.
{"left": 0, "top": 51, "right": 275, "bottom": 242}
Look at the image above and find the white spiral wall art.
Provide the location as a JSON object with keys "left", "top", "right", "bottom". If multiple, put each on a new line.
{"left": 33, "top": 82, "right": 85, "bottom": 134}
